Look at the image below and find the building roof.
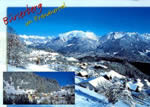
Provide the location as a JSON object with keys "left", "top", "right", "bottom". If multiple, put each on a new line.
{"left": 79, "top": 76, "right": 112, "bottom": 89}
{"left": 107, "top": 70, "right": 125, "bottom": 79}
{"left": 79, "top": 71, "right": 88, "bottom": 76}
{"left": 127, "top": 80, "right": 144, "bottom": 91}
{"left": 89, "top": 76, "right": 112, "bottom": 89}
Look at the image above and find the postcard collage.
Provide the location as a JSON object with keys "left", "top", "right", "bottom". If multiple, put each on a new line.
{"left": 0, "top": 0, "right": 150, "bottom": 107}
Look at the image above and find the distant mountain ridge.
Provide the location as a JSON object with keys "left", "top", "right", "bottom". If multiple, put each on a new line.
{"left": 19, "top": 31, "right": 150, "bottom": 63}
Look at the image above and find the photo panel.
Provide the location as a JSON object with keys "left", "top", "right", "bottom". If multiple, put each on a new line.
{"left": 5, "top": 5, "right": 150, "bottom": 107}
{"left": 3, "top": 72, "right": 75, "bottom": 105}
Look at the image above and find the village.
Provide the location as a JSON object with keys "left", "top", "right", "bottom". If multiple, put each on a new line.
{"left": 21, "top": 49, "right": 150, "bottom": 98}
{"left": 75, "top": 61, "right": 150, "bottom": 106}
{"left": 3, "top": 72, "right": 75, "bottom": 105}
{"left": 4, "top": 85, "right": 75, "bottom": 104}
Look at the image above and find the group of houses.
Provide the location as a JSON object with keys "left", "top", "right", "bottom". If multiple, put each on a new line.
{"left": 28, "top": 50, "right": 60, "bottom": 65}
{"left": 77, "top": 65, "right": 147, "bottom": 93}
{"left": 23, "top": 87, "right": 74, "bottom": 104}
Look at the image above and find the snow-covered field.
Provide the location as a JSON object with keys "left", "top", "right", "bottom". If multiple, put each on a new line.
{"left": 8, "top": 64, "right": 54, "bottom": 71}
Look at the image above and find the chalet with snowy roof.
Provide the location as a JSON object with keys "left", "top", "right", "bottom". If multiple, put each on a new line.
{"left": 127, "top": 79, "right": 144, "bottom": 92}
{"left": 104, "top": 70, "right": 125, "bottom": 80}
{"left": 78, "top": 76, "right": 112, "bottom": 92}
{"left": 77, "top": 71, "right": 88, "bottom": 78}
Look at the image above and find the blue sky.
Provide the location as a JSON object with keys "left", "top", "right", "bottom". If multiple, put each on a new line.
{"left": 34, "top": 72, "right": 74, "bottom": 86}
{"left": 7, "top": 7, "right": 150, "bottom": 36}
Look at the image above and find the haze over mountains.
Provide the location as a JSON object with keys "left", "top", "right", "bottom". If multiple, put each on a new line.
{"left": 20, "top": 30, "right": 150, "bottom": 63}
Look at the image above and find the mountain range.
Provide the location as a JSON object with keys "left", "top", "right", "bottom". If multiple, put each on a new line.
{"left": 19, "top": 31, "right": 150, "bottom": 63}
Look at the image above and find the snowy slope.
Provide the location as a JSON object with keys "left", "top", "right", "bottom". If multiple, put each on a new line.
{"left": 75, "top": 85, "right": 108, "bottom": 107}
{"left": 75, "top": 85, "right": 134, "bottom": 107}
{"left": 8, "top": 64, "right": 54, "bottom": 71}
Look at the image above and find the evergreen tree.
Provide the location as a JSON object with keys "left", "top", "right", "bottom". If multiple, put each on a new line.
{"left": 7, "top": 26, "right": 28, "bottom": 67}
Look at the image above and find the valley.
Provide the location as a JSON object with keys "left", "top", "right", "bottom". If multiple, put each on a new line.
{"left": 7, "top": 30, "right": 150, "bottom": 106}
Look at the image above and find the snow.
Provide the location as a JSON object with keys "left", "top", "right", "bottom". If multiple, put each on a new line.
{"left": 127, "top": 81, "right": 137, "bottom": 91}
{"left": 113, "top": 32, "right": 124, "bottom": 39}
{"left": 139, "top": 51, "right": 145, "bottom": 56}
{"left": 86, "top": 32, "right": 98, "bottom": 40}
{"left": 136, "top": 79, "right": 144, "bottom": 91}
{"left": 30, "top": 50, "right": 50, "bottom": 56}
{"left": 8, "top": 64, "right": 29, "bottom": 71}
{"left": 26, "top": 64, "right": 54, "bottom": 71}
{"left": 59, "top": 30, "right": 98, "bottom": 42}
{"left": 79, "top": 71, "right": 88, "bottom": 76}
{"left": 4, "top": 81, "right": 26, "bottom": 95}
{"left": 76, "top": 85, "right": 108, "bottom": 107}
{"left": 107, "top": 32, "right": 125, "bottom": 39}
{"left": 88, "top": 76, "right": 112, "bottom": 89}
{"left": 78, "top": 77, "right": 96, "bottom": 84}
{"left": 8, "top": 64, "right": 54, "bottom": 71}
{"left": 30, "top": 50, "right": 59, "bottom": 60}
{"left": 67, "top": 65, "right": 79, "bottom": 71}
{"left": 115, "top": 100, "right": 130, "bottom": 107}
{"left": 136, "top": 104, "right": 148, "bottom": 107}
{"left": 96, "top": 64, "right": 108, "bottom": 69}
{"left": 144, "top": 79, "right": 150, "bottom": 87}
{"left": 75, "top": 84, "right": 133, "bottom": 107}
{"left": 113, "top": 52, "right": 118, "bottom": 55}
{"left": 107, "top": 70, "right": 125, "bottom": 79}
{"left": 66, "top": 57, "right": 78, "bottom": 62}
{"left": 145, "top": 50, "right": 150, "bottom": 53}
{"left": 24, "top": 40, "right": 32, "bottom": 45}
{"left": 25, "top": 89, "right": 36, "bottom": 94}
{"left": 75, "top": 76, "right": 85, "bottom": 84}
{"left": 49, "top": 52, "right": 59, "bottom": 56}
{"left": 127, "top": 80, "right": 144, "bottom": 91}
{"left": 20, "top": 35, "right": 46, "bottom": 39}
{"left": 66, "top": 44, "right": 74, "bottom": 47}
{"left": 142, "top": 33, "right": 150, "bottom": 40}
{"left": 21, "top": 80, "right": 29, "bottom": 85}
{"left": 127, "top": 32, "right": 137, "bottom": 37}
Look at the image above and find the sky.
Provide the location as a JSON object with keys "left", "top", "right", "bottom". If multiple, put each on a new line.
{"left": 7, "top": 7, "right": 150, "bottom": 37}
{"left": 34, "top": 72, "right": 74, "bottom": 86}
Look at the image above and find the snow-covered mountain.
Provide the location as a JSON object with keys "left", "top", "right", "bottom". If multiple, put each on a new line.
{"left": 19, "top": 35, "right": 53, "bottom": 47}
{"left": 20, "top": 31, "right": 150, "bottom": 62}
{"left": 98, "top": 32, "right": 150, "bottom": 62}
{"left": 41, "top": 31, "right": 100, "bottom": 54}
